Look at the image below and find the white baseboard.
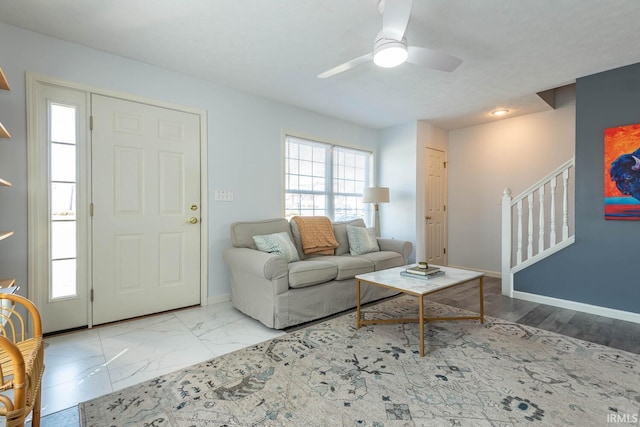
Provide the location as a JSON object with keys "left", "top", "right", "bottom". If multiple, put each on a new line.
{"left": 446, "top": 264, "right": 501, "bottom": 279}
{"left": 207, "top": 293, "right": 231, "bottom": 305}
{"left": 513, "top": 291, "right": 640, "bottom": 324}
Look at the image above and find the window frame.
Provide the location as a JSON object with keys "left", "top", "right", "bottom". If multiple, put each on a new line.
{"left": 283, "top": 133, "right": 375, "bottom": 222}
{"left": 49, "top": 102, "right": 79, "bottom": 300}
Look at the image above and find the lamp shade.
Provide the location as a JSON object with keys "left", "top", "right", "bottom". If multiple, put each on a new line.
{"left": 362, "top": 187, "right": 390, "bottom": 203}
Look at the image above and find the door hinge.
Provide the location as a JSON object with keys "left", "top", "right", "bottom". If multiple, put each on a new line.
{"left": 90, "top": 288, "right": 94, "bottom": 302}
{"left": 89, "top": 202, "right": 94, "bottom": 217}
{"left": 90, "top": 115, "right": 93, "bottom": 131}
{"left": 443, "top": 248, "right": 447, "bottom": 254}
{"left": 443, "top": 161, "right": 447, "bottom": 168}
{"left": 444, "top": 204, "right": 446, "bottom": 212}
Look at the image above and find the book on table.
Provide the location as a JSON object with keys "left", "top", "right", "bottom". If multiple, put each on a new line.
{"left": 400, "top": 270, "right": 445, "bottom": 280}
{"left": 405, "top": 266, "right": 441, "bottom": 276}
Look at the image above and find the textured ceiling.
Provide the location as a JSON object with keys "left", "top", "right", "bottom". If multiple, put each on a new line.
{"left": 1, "top": 0, "right": 640, "bottom": 129}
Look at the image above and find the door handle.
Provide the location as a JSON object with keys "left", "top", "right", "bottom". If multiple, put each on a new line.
{"left": 188, "top": 217, "right": 198, "bottom": 224}
{"left": 425, "top": 216, "right": 432, "bottom": 220}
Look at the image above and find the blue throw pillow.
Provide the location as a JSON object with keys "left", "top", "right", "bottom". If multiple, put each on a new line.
{"left": 253, "top": 232, "right": 300, "bottom": 262}
{"left": 346, "top": 225, "right": 380, "bottom": 256}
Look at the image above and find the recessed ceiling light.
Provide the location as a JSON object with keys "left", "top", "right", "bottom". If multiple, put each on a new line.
{"left": 491, "top": 109, "right": 509, "bottom": 116}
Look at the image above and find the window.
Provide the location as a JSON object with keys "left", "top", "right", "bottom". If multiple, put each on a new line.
{"left": 28, "top": 79, "right": 89, "bottom": 331}
{"left": 285, "top": 135, "right": 372, "bottom": 221}
{"left": 49, "top": 103, "right": 78, "bottom": 299}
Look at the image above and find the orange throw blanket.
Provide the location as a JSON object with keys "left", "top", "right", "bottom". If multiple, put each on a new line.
{"left": 292, "top": 216, "right": 339, "bottom": 255}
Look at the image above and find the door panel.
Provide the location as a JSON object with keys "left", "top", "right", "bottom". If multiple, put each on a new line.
{"left": 159, "top": 152, "right": 184, "bottom": 214}
{"left": 159, "top": 233, "right": 184, "bottom": 286}
{"left": 115, "top": 147, "right": 144, "bottom": 213}
{"left": 115, "top": 234, "right": 143, "bottom": 290}
{"left": 425, "top": 148, "right": 447, "bottom": 265}
{"left": 91, "top": 95, "right": 201, "bottom": 325}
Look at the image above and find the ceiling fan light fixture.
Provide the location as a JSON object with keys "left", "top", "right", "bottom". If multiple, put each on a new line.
{"left": 373, "top": 34, "right": 408, "bottom": 68}
{"left": 374, "top": 45, "right": 408, "bottom": 68}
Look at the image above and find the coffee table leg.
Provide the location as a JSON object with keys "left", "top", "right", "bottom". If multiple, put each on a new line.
{"left": 479, "top": 276, "right": 485, "bottom": 324}
{"left": 419, "top": 295, "right": 425, "bottom": 356}
{"left": 356, "top": 279, "right": 362, "bottom": 329}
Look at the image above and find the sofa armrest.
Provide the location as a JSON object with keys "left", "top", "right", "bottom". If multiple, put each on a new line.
{"left": 377, "top": 238, "right": 413, "bottom": 264}
{"left": 223, "top": 247, "right": 291, "bottom": 328}
{"left": 224, "top": 247, "right": 288, "bottom": 282}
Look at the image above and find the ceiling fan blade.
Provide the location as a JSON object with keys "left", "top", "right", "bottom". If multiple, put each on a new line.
{"left": 317, "top": 53, "right": 373, "bottom": 78}
{"left": 407, "top": 46, "right": 462, "bottom": 72}
{"left": 381, "top": 0, "right": 413, "bottom": 41}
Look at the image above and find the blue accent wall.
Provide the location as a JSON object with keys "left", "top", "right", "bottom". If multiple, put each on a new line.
{"left": 514, "top": 62, "right": 640, "bottom": 314}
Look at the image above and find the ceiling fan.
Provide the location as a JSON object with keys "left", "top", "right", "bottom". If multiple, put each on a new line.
{"left": 318, "top": 0, "right": 462, "bottom": 78}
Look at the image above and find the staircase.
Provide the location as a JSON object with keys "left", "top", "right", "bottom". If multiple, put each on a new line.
{"left": 501, "top": 158, "right": 575, "bottom": 296}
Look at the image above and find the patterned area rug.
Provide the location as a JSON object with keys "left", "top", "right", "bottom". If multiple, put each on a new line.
{"left": 79, "top": 296, "right": 640, "bottom": 426}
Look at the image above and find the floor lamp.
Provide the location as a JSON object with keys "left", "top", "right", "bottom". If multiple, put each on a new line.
{"left": 362, "top": 187, "right": 389, "bottom": 237}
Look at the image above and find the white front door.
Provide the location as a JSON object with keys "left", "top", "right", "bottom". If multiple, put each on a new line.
{"left": 91, "top": 95, "right": 201, "bottom": 325}
{"left": 424, "top": 147, "right": 447, "bottom": 266}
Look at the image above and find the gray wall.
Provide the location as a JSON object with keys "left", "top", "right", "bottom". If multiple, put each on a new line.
{"left": 515, "top": 63, "right": 640, "bottom": 314}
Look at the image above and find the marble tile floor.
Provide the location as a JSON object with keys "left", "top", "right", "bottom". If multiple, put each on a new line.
{"left": 29, "top": 300, "right": 286, "bottom": 426}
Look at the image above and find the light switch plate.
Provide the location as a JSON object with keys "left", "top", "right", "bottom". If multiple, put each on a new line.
{"left": 214, "top": 189, "right": 234, "bottom": 202}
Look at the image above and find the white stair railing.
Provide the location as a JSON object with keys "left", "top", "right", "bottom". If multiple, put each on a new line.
{"left": 501, "top": 158, "right": 575, "bottom": 296}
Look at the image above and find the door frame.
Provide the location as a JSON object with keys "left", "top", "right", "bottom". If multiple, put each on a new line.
{"left": 26, "top": 73, "right": 209, "bottom": 329}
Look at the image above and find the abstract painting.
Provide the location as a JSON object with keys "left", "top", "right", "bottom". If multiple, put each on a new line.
{"left": 604, "top": 123, "right": 640, "bottom": 220}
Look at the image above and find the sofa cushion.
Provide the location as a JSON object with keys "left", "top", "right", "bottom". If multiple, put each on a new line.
{"left": 332, "top": 218, "right": 366, "bottom": 255}
{"left": 346, "top": 225, "right": 380, "bottom": 255}
{"left": 253, "top": 232, "right": 300, "bottom": 262}
{"left": 357, "top": 251, "right": 405, "bottom": 271}
{"left": 230, "top": 218, "right": 292, "bottom": 249}
{"left": 308, "top": 255, "right": 374, "bottom": 280}
{"left": 288, "top": 261, "right": 338, "bottom": 289}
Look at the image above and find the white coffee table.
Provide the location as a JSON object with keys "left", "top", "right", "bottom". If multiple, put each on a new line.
{"left": 355, "top": 265, "right": 484, "bottom": 356}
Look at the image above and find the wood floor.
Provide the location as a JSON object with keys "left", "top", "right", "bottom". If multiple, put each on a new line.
{"left": 424, "top": 276, "right": 640, "bottom": 354}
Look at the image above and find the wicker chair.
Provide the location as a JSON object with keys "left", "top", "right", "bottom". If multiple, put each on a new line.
{"left": 0, "top": 294, "right": 44, "bottom": 427}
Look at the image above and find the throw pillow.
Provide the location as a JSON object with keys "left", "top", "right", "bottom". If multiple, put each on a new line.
{"left": 346, "top": 225, "right": 380, "bottom": 256}
{"left": 332, "top": 218, "right": 367, "bottom": 256}
{"left": 253, "top": 232, "right": 300, "bottom": 262}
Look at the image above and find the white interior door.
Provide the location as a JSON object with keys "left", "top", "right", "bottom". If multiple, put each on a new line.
{"left": 424, "top": 147, "right": 447, "bottom": 266}
{"left": 91, "top": 95, "right": 201, "bottom": 325}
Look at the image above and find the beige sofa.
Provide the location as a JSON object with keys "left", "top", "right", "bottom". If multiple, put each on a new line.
{"left": 223, "top": 217, "right": 413, "bottom": 329}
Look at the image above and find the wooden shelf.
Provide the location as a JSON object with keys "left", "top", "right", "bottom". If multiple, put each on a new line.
{"left": 0, "top": 67, "right": 9, "bottom": 91}
{"left": 1, "top": 65, "right": 14, "bottom": 296}
{"left": 0, "top": 122, "right": 10, "bottom": 139}
{"left": 0, "top": 278, "right": 15, "bottom": 288}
